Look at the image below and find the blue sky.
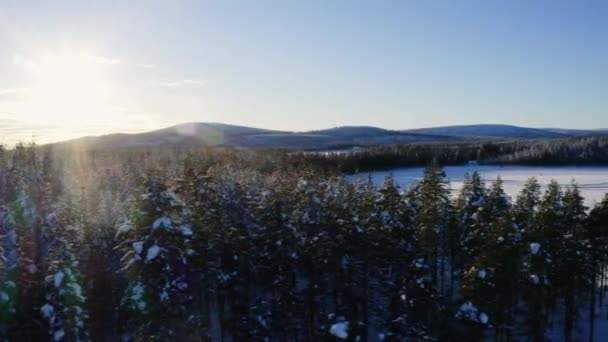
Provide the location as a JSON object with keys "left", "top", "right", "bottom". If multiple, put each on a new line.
{"left": 0, "top": 0, "right": 606, "bottom": 144}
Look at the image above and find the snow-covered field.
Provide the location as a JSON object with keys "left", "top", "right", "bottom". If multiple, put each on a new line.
{"left": 352, "top": 165, "right": 608, "bottom": 207}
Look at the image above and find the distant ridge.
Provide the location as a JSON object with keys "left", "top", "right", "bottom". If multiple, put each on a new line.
{"left": 49, "top": 122, "right": 608, "bottom": 151}
{"left": 404, "top": 124, "right": 569, "bottom": 139}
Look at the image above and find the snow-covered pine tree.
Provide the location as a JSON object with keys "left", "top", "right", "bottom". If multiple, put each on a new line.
{"left": 414, "top": 164, "right": 451, "bottom": 295}
{"left": 245, "top": 174, "right": 298, "bottom": 341}
{"left": 459, "top": 177, "right": 516, "bottom": 339}
{"left": 287, "top": 174, "right": 327, "bottom": 340}
{"left": 41, "top": 200, "right": 89, "bottom": 342}
{"left": 453, "top": 171, "right": 487, "bottom": 296}
{"left": 559, "top": 182, "right": 587, "bottom": 341}
{"left": 522, "top": 180, "right": 563, "bottom": 340}
{"left": 118, "top": 175, "right": 195, "bottom": 340}
{"left": 175, "top": 162, "right": 212, "bottom": 337}
{"left": 344, "top": 177, "right": 378, "bottom": 340}
{"left": 585, "top": 194, "right": 608, "bottom": 342}
{"left": 6, "top": 144, "right": 48, "bottom": 340}
{"left": 0, "top": 145, "right": 17, "bottom": 336}
{"left": 514, "top": 177, "right": 541, "bottom": 245}
{"left": 373, "top": 177, "right": 433, "bottom": 340}
{"left": 210, "top": 171, "right": 255, "bottom": 341}
{"left": 366, "top": 176, "right": 404, "bottom": 339}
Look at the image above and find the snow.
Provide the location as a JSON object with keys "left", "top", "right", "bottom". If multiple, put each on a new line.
{"left": 354, "top": 165, "right": 608, "bottom": 206}
{"left": 26, "top": 264, "right": 37, "bottom": 274}
{"left": 329, "top": 322, "right": 349, "bottom": 340}
{"left": 54, "top": 271, "right": 64, "bottom": 288}
{"left": 530, "top": 274, "right": 540, "bottom": 284}
{"left": 257, "top": 315, "right": 269, "bottom": 329}
{"left": 159, "top": 289, "right": 169, "bottom": 302}
{"left": 179, "top": 225, "right": 193, "bottom": 236}
{"left": 530, "top": 243, "right": 541, "bottom": 255}
{"left": 471, "top": 197, "right": 484, "bottom": 207}
{"left": 7, "top": 230, "right": 17, "bottom": 245}
{"left": 478, "top": 269, "right": 487, "bottom": 279}
{"left": 165, "top": 190, "right": 178, "bottom": 202}
{"left": 479, "top": 312, "right": 489, "bottom": 324}
{"left": 133, "top": 241, "right": 144, "bottom": 255}
{"left": 53, "top": 329, "right": 65, "bottom": 341}
{"left": 117, "top": 223, "right": 134, "bottom": 234}
{"left": 0, "top": 291, "right": 8, "bottom": 302}
{"left": 145, "top": 245, "right": 161, "bottom": 262}
{"left": 456, "top": 302, "right": 487, "bottom": 324}
{"left": 153, "top": 216, "right": 171, "bottom": 229}
{"left": 69, "top": 283, "right": 83, "bottom": 299}
{"left": 130, "top": 283, "right": 146, "bottom": 311}
{"left": 41, "top": 304, "right": 54, "bottom": 318}
{"left": 46, "top": 212, "right": 57, "bottom": 223}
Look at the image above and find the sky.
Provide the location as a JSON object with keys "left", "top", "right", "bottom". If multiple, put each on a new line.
{"left": 0, "top": 0, "right": 607, "bottom": 144}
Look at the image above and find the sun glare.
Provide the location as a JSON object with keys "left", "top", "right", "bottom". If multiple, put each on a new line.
{"left": 27, "top": 53, "right": 110, "bottom": 128}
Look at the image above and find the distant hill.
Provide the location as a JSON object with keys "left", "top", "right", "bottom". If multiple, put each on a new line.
{"left": 541, "top": 128, "right": 608, "bottom": 137}
{"left": 53, "top": 123, "right": 449, "bottom": 150}
{"left": 404, "top": 124, "right": 571, "bottom": 139}
{"left": 49, "top": 122, "right": 608, "bottom": 151}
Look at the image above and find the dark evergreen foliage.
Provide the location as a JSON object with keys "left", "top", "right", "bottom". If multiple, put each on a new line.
{"left": 0, "top": 143, "right": 606, "bottom": 341}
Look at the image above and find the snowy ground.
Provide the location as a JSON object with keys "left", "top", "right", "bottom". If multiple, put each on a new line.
{"left": 352, "top": 165, "right": 608, "bottom": 207}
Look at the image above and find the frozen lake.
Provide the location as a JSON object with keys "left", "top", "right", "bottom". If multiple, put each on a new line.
{"left": 351, "top": 165, "right": 608, "bottom": 207}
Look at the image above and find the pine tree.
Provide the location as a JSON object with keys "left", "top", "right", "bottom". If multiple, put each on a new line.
{"left": 559, "top": 182, "right": 587, "bottom": 341}
{"left": 459, "top": 178, "right": 516, "bottom": 339}
{"left": 5, "top": 144, "right": 49, "bottom": 340}
{"left": 413, "top": 164, "right": 450, "bottom": 333}
{"left": 118, "top": 175, "right": 194, "bottom": 340}
{"left": 453, "top": 172, "right": 487, "bottom": 294}
{"left": 374, "top": 177, "right": 433, "bottom": 339}
{"left": 523, "top": 180, "right": 563, "bottom": 340}
{"left": 246, "top": 174, "right": 298, "bottom": 341}
{"left": 415, "top": 164, "right": 451, "bottom": 289}
{"left": 585, "top": 194, "right": 608, "bottom": 342}
{"left": 41, "top": 200, "right": 89, "bottom": 342}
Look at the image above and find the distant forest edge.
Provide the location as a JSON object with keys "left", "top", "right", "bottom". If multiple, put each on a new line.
{"left": 2, "top": 124, "right": 608, "bottom": 174}
{"left": 297, "top": 136, "right": 608, "bottom": 173}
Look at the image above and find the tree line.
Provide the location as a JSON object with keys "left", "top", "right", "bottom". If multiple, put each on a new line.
{"left": 0, "top": 143, "right": 608, "bottom": 341}
{"left": 297, "top": 136, "right": 608, "bottom": 173}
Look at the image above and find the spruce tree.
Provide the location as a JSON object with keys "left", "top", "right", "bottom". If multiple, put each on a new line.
{"left": 523, "top": 180, "right": 563, "bottom": 340}
{"left": 415, "top": 164, "right": 451, "bottom": 292}
{"left": 41, "top": 200, "right": 89, "bottom": 342}
{"left": 118, "top": 175, "right": 194, "bottom": 340}
{"left": 586, "top": 194, "right": 608, "bottom": 342}
{"left": 454, "top": 171, "right": 487, "bottom": 293}
{"left": 559, "top": 182, "right": 587, "bottom": 341}
{"left": 459, "top": 178, "right": 516, "bottom": 339}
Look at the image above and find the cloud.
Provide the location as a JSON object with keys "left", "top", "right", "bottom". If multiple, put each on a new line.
{"left": 89, "top": 56, "right": 121, "bottom": 65}
{"left": 135, "top": 63, "right": 158, "bottom": 69}
{"left": 0, "top": 87, "right": 29, "bottom": 95}
{"left": 150, "top": 79, "right": 205, "bottom": 88}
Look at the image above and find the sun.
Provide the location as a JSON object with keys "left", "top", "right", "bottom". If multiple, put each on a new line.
{"left": 27, "top": 53, "right": 110, "bottom": 127}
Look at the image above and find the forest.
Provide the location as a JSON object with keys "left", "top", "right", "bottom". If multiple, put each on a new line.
{"left": 298, "top": 136, "right": 608, "bottom": 173}
{"left": 1, "top": 143, "right": 608, "bottom": 341}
